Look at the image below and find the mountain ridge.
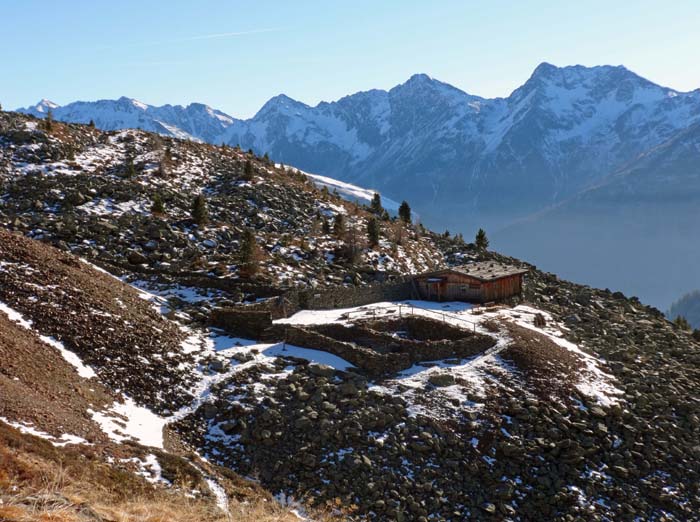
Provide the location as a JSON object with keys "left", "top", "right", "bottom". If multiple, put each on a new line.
{"left": 15, "top": 63, "right": 700, "bottom": 307}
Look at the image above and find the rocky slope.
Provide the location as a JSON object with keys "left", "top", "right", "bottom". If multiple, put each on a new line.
{"left": 0, "top": 228, "right": 329, "bottom": 522}
{"left": 0, "top": 110, "right": 439, "bottom": 315}
{"left": 1, "top": 111, "right": 699, "bottom": 521}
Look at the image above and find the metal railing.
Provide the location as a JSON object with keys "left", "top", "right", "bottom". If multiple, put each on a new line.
{"left": 342, "top": 302, "right": 488, "bottom": 332}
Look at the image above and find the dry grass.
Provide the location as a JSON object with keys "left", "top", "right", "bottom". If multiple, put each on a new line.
{"left": 0, "top": 423, "right": 338, "bottom": 522}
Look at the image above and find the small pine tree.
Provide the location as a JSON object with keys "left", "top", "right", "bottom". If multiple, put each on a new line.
{"left": 125, "top": 157, "right": 136, "bottom": 178}
{"left": 322, "top": 218, "right": 331, "bottom": 234}
{"left": 263, "top": 152, "right": 271, "bottom": 165}
{"left": 674, "top": 315, "right": 691, "bottom": 331}
{"left": 192, "top": 194, "right": 208, "bottom": 226}
{"left": 369, "top": 192, "right": 383, "bottom": 215}
{"left": 475, "top": 228, "right": 489, "bottom": 250}
{"left": 151, "top": 193, "right": 165, "bottom": 215}
{"left": 88, "top": 119, "right": 95, "bottom": 128}
{"left": 367, "top": 217, "right": 380, "bottom": 247}
{"left": 239, "top": 228, "right": 261, "bottom": 277}
{"left": 45, "top": 108, "right": 54, "bottom": 131}
{"left": 398, "top": 201, "right": 412, "bottom": 223}
{"left": 243, "top": 159, "right": 254, "bottom": 181}
{"left": 158, "top": 147, "right": 172, "bottom": 178}
{"left": 333, "top": 214, "right": 345, "bottom": 238}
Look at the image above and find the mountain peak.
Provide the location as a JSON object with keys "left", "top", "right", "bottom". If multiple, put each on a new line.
{"left": 255, "top": 94, "right": 307, "bottom": 117}
{"left": 31, "top": 99, "right": 60, "bottom": 112}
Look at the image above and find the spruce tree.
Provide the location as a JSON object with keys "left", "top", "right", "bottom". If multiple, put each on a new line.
{"left": 475, "top": 228, "right": 489, "bottom": 250}
{"left": 322, "top": 218, "right": 331, "bottom": 234}
{"left": 239, "top": 228, "right": 260, "bottom": 277}
{"left": 192, "top": 194, "right": 208, "bottom": 226}
{"left": 398, "top": 201, "right": 412, "bottom": 223}
{"left": 125, "top": 157, "right": 136, "bottom": 178}
{"left": 151, "top": 193, "right": 165, "bottom": 215}
{"left": 88, "top": 119, "right": 95, "bottom": 128}
{"left": 674, "top": 316, "right": 691, "bottom": 331}
{"left": 45, "top": 108, "right": 54, "bottom": 131}
{"left": 243, "top": 159, "right": 254, "bottom": 181}
{"left": 369, "top": 192, "right": 383, "bottom": 215}
{"left": 333, "top": 214, "right": 345, "bottom": 238}
{"left": 367, "top": 217, "right": 380, "bottom": 247}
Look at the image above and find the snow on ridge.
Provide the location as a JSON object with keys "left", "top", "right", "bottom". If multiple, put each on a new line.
{"left": 279, "top": 164, "right": 401, "bottom": 212}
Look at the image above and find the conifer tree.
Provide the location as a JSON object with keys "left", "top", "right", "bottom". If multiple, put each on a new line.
{"left": 192, "top": 194, "right": 208, "bottom": 226}
{"left": 88, "top": 119, "right": 95, "bottom": 128}
{"left": 674, "top": 316, "right": 691, "bottom": 331}
{"left": 398, "top": 201, "right": 412, "bottom": 223}
{"left": 369, "top": 192, "right": 383, "bottom": 215}
{"left": 333, "top": 214, "right": 345, "bottom": 238}
{"left": 243, "top": 159, "right": 254, "bottom": 181}
{"left": 45, "top": 108, "right": 54, "bottom": 131}
{"left": 125, "top": 157, "right": 136, "bottom": 178}
{"left": 367, "top": 217, "right": 380, "bottom": 247}
{"left": 322, "top": 218, "right": 331, "bottom": 234}
{"left": 475, "top": 228, "right": 489, "bottom": 250}
{"left": 158, "top": 147, "right": 172, "bottom": 178}
{"left": 151, "top": 193, "right": 165, "bottom": 215}
{"left": 239, "top": 228, "right": 261, "bottom": 277}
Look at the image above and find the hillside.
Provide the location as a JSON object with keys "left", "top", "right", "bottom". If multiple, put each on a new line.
{"left": 1, "top": 113, "right": 700, "bottom": 521}
{"left": 0, "top": 111, "right": 439, "bottom": 311}
{"left": 0, "top": 227, "right": 330, "bottom": 522}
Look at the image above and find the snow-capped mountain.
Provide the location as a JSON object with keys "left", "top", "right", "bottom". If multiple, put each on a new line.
{"left": 19, "top": 96, "right": 236, "bottom": 143}
{"left": 20, "top": 63, "right": 700, "bottom": 234}
{"left": 223, "top": 64, "right": 700, "bottom": 233}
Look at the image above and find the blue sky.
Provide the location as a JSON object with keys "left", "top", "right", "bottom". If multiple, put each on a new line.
{"left": 1, "top": 0, "right": 698, "bottom": 118}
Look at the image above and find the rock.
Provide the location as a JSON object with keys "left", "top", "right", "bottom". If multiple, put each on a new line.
{"left": 308, "top": 364, "right": 335, "bottom": 378}
{"left": 202, "top": 403, "right": 218, "bottom": 419}
{"left": 126, "top": 250, "right": 148, "bottom": 265}
{"left": 209, "top": 359, "right": 226, "bottom": 372}
{"left": 428, "top": 373, "right": 455, "bottom": 387}
{"left": 482, "top": 502, "right": 497, "bottom": 514}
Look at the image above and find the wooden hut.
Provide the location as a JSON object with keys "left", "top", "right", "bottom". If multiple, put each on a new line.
{"left": 414, "top": 262, "right": 528, "bottom": 303}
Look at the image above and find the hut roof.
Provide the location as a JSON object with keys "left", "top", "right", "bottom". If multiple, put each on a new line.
{"left": 419, "top": 262, "right": 528, "bottom": 282}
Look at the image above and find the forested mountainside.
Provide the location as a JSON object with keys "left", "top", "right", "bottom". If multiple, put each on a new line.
{"left": 1, "top": 111, "right": 699, "bottom": 521}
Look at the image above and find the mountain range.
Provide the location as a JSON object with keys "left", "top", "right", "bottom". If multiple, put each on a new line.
{"left": 18, "top": 63, "right": 700, "bottom": 307}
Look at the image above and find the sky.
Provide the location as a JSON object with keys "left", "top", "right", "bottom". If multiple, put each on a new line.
{"left": 1, "top": 0, "right": 699, "bottom": 118}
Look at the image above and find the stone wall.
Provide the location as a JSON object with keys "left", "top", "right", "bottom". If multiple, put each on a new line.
{"left": 210, "top": 309, "right": 273, "bottom": 339}
{"left": 284, "top": 276, "right": 415, "bottom": 314}
{"left": 265, "top": 323, "right": 495, "bottom": 377}
{"left": 265, "top": 324, "right": 410, "bottom": 377}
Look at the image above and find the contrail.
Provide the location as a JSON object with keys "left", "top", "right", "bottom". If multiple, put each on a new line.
{"left": 178, "top": 28, "right": 280, "bottom": 41}
{"left": 99, "top": 28, "right": 282, "bottom": 50}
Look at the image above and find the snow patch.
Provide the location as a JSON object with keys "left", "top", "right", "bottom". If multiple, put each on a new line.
{"left": 90, "top": 397, "right": 167, "bottom": 448}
